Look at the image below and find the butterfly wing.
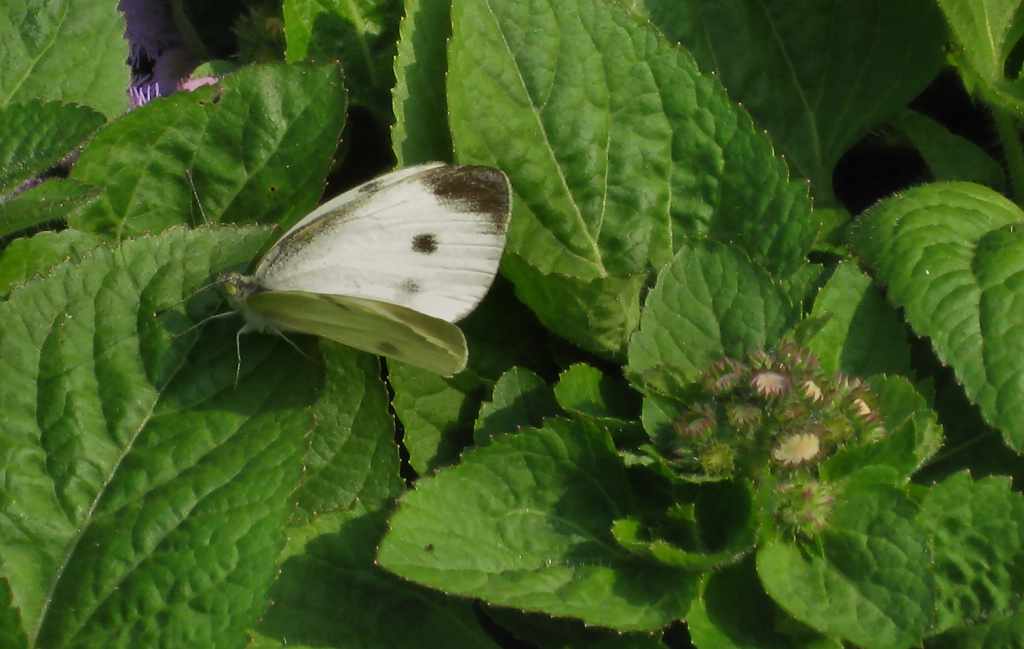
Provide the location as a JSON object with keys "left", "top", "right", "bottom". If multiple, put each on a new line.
{"left": 251, "top": 164, "right": 511, "bottom": 323}
{"left": 241, "top": 289, "right": 470, "bottom": 376}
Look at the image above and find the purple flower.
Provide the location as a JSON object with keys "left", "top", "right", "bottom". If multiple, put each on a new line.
{"left": 120, "top": 0, "right": 208, "bottom": 108}
{"left": 120, "top": 0, "right": 182, "bottom": 66}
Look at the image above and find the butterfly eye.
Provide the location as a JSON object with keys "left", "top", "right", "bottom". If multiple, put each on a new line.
{"left": 411, "top": 233, "right": 438, "bottom": 254}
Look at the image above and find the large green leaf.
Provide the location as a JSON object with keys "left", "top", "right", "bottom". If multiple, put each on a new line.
{"left": 378, "top": 418, "right": 697, "bottom": 630}
{"left": 851, "top": 182, "right": 1024, "bottom": 452}
{"left": 0, "top": 229, "right": 103, "bottom": 296}
{"left": 284, "top": 0, "right": 401, "bottom": 121}
{"left": 0, "top": 0, "right": 128, "bottom": 117}
{"left": 255, "top": 504, "right": 501, "bottom": 648}
{"left": 0, "top": 180, "right": 100, "bottom": 240}
{"left": 0, "top": 101, "right": 105, "bottom": 196}
{"left": 292, "top": 344, "right": 404, "bottom": 517}
{"left": 806, "top": 262, "right": 912, "bottom": 379}
{"left": 935, "top": 0, "right": 1023, "bottom": 83}
{"left": 920, "top": 473, "right": 1024, "bottom": 642}
{"left": 645, "top": 0, "right": 947, "bottom": 199}
{"left": 758, "top": 486, "right": 934, "bottom": 649}
{"left": 68, "top": 63, "right": 346, "bottom": 239}
{"left": 0, "top": 226, "right": 319, "bottom": 647}
{"left": 628, "top": 239, "right": 797, "bottom": 379}
{"left": 391, "top": 0, "right": 453, "bottom": 164}
{"left": 446, "top": 0, "right": 814, "bottom": 358}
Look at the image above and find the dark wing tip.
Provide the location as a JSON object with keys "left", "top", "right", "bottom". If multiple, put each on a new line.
{"left": 427, "top": 165, "right": 512, "bottom": 235}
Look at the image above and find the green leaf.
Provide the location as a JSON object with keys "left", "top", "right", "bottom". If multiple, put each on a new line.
{"left": 813, "top": 205, "right": 856, "bottom": 254}
{"left": 935, "top": 0, "right": 1023, "bottom": 82}
{"left": 503, "top": 254, "right": 645, "bottom": 358}
{"left": 0, "top": 229, "right": 103, "bottom": 296}
{"left": 68, "top": 63, "right": 346, "bottom": 239}
{"left": 890, "top": 108, "right": 1005, "bottom": 190}
{"left": 929, "top": 1, "right": 1024, "bottom": 115}
{"left": 634, "top": 364, "right": 704, "bottom": 452}
{"left": 807, "top": 262, "right": 912, "bottom": 379}
{"left": 920, "top": 473, "right": 1024, "bottom": 641}
{"left": 627, "top": 239, "right": 798, "bottom": 379}
{"left": 0, "top": 101, "right": 105, "bottom": 194}
{"left": 0, "top": 576, "right": 26, "bottom": 649}
{"left": 0, "top": 226, "right": 318, "bottom": 647}
{"left": 554, "top": 363, "right": 645, "bottom": 445}
{"left": 483, "top": 606, "right": 667, "bottom": 649}
{"left": 554, "top": 364, "right": 635, "bottom": 419}
{"left": 758, "top": 486, "right": 934, "bottom": 649}
{"left": 283, "top": 0, "right": 401, "bottom": 121}
{"left": 474, "top": 367, "right": 560, "bottom": 444}
{"left": 0, "top": 179, "right": 100, "bottom": 239}
{"left": 391, "top": 0, "right": 454, "bottom": 164}
{"left": 823, "top": 376, "right": 943, "bottom": 483}
{"left": 0, "top": 1, "right": 128, "bottom": 118}
{"left": 390, "top": 365, "right": 484, "bottom": 473}
{"left": 654, "top": 0, "right": 947, "bottom": 198}
{"left": 850, "top": 182, "right": 1024, "bottom": 452}
{"left": 378, "top": 418, "right": 697, "bottom": 630}
{"left": 687, "top": 556, "right": 840, "bottom": 649}
{"left": 447, "top": 0, "right": 814, "bottom": 356}
{"left": 928, "top": 615, "right": 1024, "bottom": 649}
{"left": 613, "top": 480, "right": 757, "bottom": 570}
{"left": 255, "top": 504, "right": 501, "bottom": 648}
{"left": 293, "top": 344, "right": 404, "bottom": 518}
{"left": 390, "top": 282, "right": 552, "bottom": 473}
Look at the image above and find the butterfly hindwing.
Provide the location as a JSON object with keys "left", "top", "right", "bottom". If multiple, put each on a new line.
{"left": 242, "top": 289, "right": 469, "bottom": 376}
{"left": 252, "top": 164, "right": 511, "bottom": 323}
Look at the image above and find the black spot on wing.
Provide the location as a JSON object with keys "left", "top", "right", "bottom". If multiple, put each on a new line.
{"left": 426, "top": 166, "right": 511, "bottom": 235}
{"left": 401, "top": 279, "right": 421, "bottom": 294}
{"left": 412, "top": 233, "right": 438, "bottom": 254}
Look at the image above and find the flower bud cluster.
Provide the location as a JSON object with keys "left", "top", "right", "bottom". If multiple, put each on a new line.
{"left": 665, "top": 343, "right": 886, "bottom": 536}
{"left": 776, "top": 478, "right": 836, "bottom": 536}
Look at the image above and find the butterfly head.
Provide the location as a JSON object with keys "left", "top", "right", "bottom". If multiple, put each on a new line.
{"left": 221, "top": 271, "right": 258, "bottom": 310}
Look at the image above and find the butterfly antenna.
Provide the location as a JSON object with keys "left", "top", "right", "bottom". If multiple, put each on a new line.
{"left": 185, "top": 169, "right": 210, "bottom": 227}
{"left": 156, "top": 277, "right": 225, "bottom": 314}
{"left": 185, "top": 169, "right": 234, "bottom": 264}
{"left": 158, "top": 277, "right": 235, "bottom": 338}
{"left": 234, "top": 327, "right": 244, "bottom": 389}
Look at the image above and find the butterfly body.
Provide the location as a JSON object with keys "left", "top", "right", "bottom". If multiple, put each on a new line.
{"left": 224, "top": 163, "right": 511, "bottom": 376}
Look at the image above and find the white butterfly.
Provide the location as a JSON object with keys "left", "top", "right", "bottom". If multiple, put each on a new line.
{"left": 223, "top": 162, "right": 511, "bottom": 376}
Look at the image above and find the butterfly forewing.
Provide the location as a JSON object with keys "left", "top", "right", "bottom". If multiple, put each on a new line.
{"left": 282, "top": 162, "right": 447, "bottom": 233}
{"left": 243, "top": 290, "right": 470, "bottom": 376}
{"left": 252, "top": 164, "right": 511, "bottom": 323}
